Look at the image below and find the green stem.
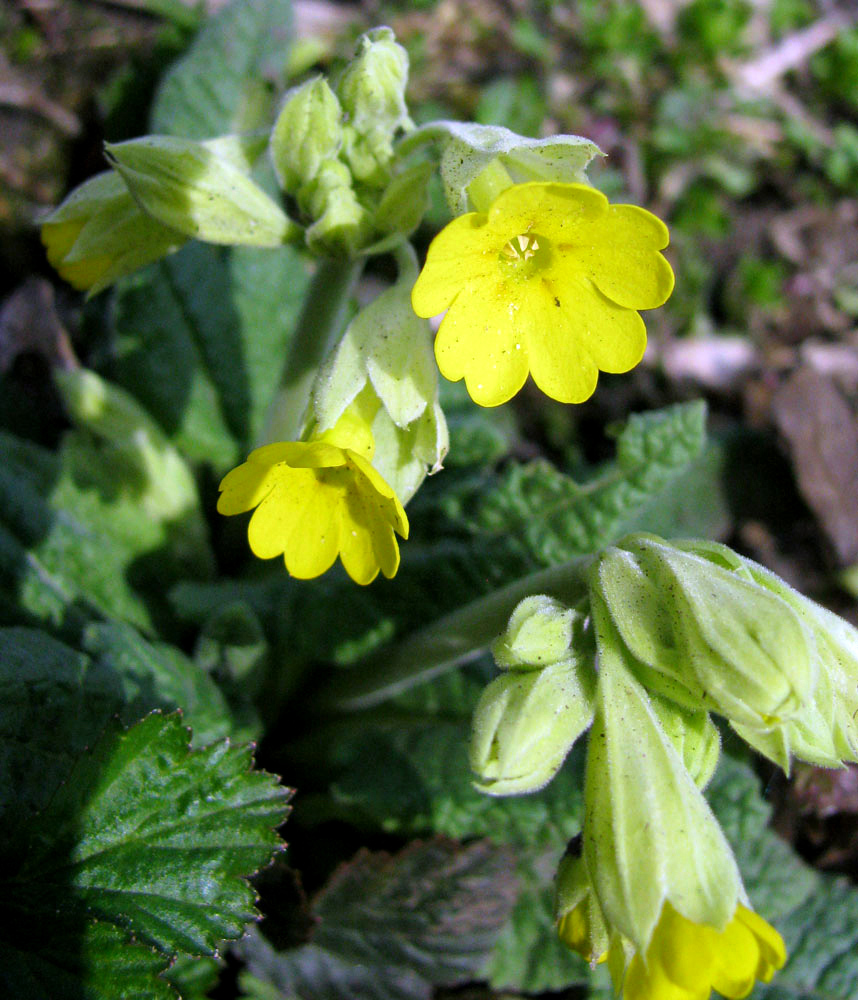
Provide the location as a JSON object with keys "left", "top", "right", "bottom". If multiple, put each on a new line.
{"left": 260, "top": 257, "right": 364, "bottom": 444}
{"left": 315, "top": 555, "right": 593, "bottom": 712}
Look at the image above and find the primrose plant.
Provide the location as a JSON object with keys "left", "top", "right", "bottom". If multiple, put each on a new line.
{"left": 43, "top": 25, "right": 858, "bottom": 1000}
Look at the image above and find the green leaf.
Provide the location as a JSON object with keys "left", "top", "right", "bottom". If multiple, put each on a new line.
{"left": 0, "top": 426, "right": 212, "bottom": 632}
{"left": 241, "top": 838, "right": 517, "bottom": 1000}
{"left": 111, "top": 243, "right": 310, "bottom": 471}
{"left": 1, "top": 712, "right": 289, "bottom": 999}
{"left": 0, "top": 623, "right": 236, "bottom": 830}
{"left": 151, "top": 0, "right": 294, "bottom": 137}
{"left": 470, "top": 400, "right": 709, "bottom": 564}
{"left": 80, "top": 620, "right": 241, "bottom": 746}
{"left": 708, "top": 753, "right": 858, "bottom": 1000}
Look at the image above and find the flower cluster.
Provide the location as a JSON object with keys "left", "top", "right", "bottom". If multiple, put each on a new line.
{"left": 472, "top": 532, "right": 858, "bottom": 1000}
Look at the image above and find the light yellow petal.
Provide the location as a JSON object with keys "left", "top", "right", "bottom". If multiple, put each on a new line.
{"left": 568, "top": 204, "right": 674, "bottom": 310}
{"left": 411, "top": 211, "right": 500, "bottom": 318}
{"left": 243, "top": 441, "right": 304, "bottom": 467}
{"left": 650, "top": 907, "right": 717, "bottom": 990}
{"left": 281, "top": 474, "right": 343, "bottom": 579}
{"left": 218, "top": 443, "right": 306, "bottom": 515}
{"left": 525, "top": 271, "right": 646, "bottom": 403}
{"left": 488, "top": 182, "right": 608, "bottom": 244}
{"left": 337, "top": 514, "right": 381, "bottom": 585}
{"left": 348, "top": 452, "right": 409, "bottom": 538}
{"left": 246, "top": 467, "right": 321, "bottom": 560}
{"left": 217, "top": 461, "right": 277, "bottom": 515}
{"left": 623, "top": 953, "right": 701, "bottom": 1000}
{"left": 434, "top": 282, "right": 530, "bottom": 407}
{"left": 736, "top": 906, "right": 786, "bottom": 977}
{"left": 281, "top": 441, "right": 349, "bottom": 469}
{"left": 710, "top": 918, "right": 760, "bottom": 998}
{"left": 316, "top": 408, "right": 375, "bottom": 458}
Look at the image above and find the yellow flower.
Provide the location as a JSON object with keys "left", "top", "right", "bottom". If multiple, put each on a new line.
{"left": 611, "top": 902, "right": 786, "bottom": 1000}
{"left": 217, "top": 416, "right": 408, "bottom": 585}
{"left": 411, "top": 182, "right": 674, "bottom": 407}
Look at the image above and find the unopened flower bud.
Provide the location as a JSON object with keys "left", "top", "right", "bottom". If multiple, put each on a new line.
{"left": 591, "top": 534, "right": 816, "bottom": 730}
{"left": 106, "top": 135, "right": 299, "bottom": 247}
{"left": 270, "top": 76, "right": 343, "bottom": 193}
{"left": 470, "top": 654, "right": 595, "bottom": 796}
{"left": 336, "top": 27, "right": 412, "bottom": 187}
{"left": 555, "top": 851, "right": 609, "bottom": 966}
{"left": 41, "top": 170, "right": 185, "bottom": 295}
{"left": 584, "top": 600, "right": 743, "bottom": 953}
{"left": 337, "top": 27, "right": 411, "bottom": 138}
{"left": 302, "top": 161, "right": 372, "bottom": 257}
{"left": 492, "top": 595, "right": 576, "bottom": 670}
{"left": 677, "top": 539, "right": 858, "bottom": 767}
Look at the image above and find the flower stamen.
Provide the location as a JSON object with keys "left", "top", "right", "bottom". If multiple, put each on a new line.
{"left": 500, "top": 232, "right": 541, "bottom": 263}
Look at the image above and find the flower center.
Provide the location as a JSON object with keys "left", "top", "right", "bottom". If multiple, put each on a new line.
{"left": 498, "top": 233, "right": 547, "bottom": 276}
{"left": 500, "top": 233, "right": 540, "bottom": 261}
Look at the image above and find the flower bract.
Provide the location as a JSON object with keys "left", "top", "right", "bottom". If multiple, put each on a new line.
{"left": 613, "top": 902, "right": 785, "bottom": 1000}
{"left": 411, "top": 182, "right": 674, "bottom": 406}
{"left": 217, "top": 427, "right": 408, "bottom": 585}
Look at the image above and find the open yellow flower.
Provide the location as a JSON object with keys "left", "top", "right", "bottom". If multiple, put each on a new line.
{"left": 411, "top": 182, "right": 674, "bottom": 407}
{"left": 217, "top": 416, "right": 408, "bottom": 585}
{"left": 612, "top": 902, "right": 786, "bottom": 1000}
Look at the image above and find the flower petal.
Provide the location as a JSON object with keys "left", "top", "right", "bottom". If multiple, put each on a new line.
{"left": 338, "top": 512, "right": 382, "bottom": 585}
{"left": 411, "top": 211, "right": 500, "bottom": 317}
{"left": 488, "top": 182, "right": 608, "bottom": 244}
{"left": 434, "top": 282, "right": 530, "bottom": 406}
{"left": 246, "top": 466, "right": 321, "bottom": 560}
{"left": 349, "top": 452, "right": 409, "bottom": 538}
{"left": 281, "top": 474, "right": 343, "bottom": 578}
{"left": 217, "top": 446, "right": 295, "bottom": 514}
{"left": 571, "top": 204, "right": 674, "bottom": 310}
{"left": 523, "top": 273, "right": 645, "bottom": 403}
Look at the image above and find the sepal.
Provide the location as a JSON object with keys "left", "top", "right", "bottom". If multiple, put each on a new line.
{"left": 106, "top": 135, "right": 299, "bottom": 247}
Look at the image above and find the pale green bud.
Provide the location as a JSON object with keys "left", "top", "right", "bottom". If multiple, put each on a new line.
{"left": 492, "top": 595, "right": 576, "bottom": 670}
{"left": 584, "top": 596, "right": 743, "bottom": 953}
{"left": 106, "top": 135, "right": 300, "bottom": 247}
{"left": 649, "top": 694, "right": 721, "bottom": 789}
{"left": 555, "top": 851, "right": 609, "bottom": 966}
{"left": 41, "top": 170, "right": 186, "bottom": 295}
{"left": 336, "top": 28, "right": 412, "bottom": 188}
{"left": 469, "top": 654, "right": 595, "bottom": 796}
{"left": 422, "top": 121, "right": 602, "bottom": 214}
{"left": 270, "top": 76, "right": 343, "bottom": 193}
{"left": 677, "top": 540, "right": 858, "bottom": 767}
{"left": 337, "top": 26, "right": 411, "bottom": 139}
{"left": 310, "top": 276, "right": 447, "bottom": 499}
{"left": 591, "top": 534, "right": 816, "bottom": 729}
